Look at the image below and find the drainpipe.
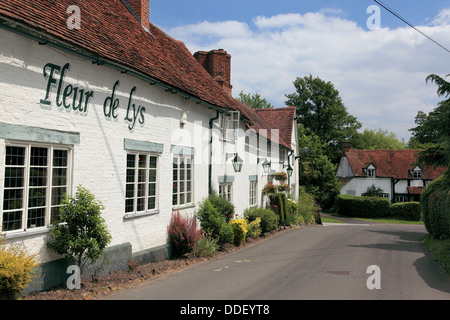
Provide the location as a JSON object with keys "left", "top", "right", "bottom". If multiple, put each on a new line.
{"left": 209, "top": 110, "right": 220, "bottom": 195}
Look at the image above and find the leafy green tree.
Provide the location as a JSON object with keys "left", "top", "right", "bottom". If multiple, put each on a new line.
{"left": 409, "top": 74, "right": 450, "bottom": 172}
{"left": 296, "top": 124, "right": 341, "bottom": 209}
{"left": 237, "top": 91, "right": 274, "bottom": 109}
{"left": 285, "top": 74, "right": 361, "bottom": 163}
{"left": 351, "top": 128, "right": 406, "bottom": 150}
{"left": 47, "top": 185, "right": 112, "bottom": 276}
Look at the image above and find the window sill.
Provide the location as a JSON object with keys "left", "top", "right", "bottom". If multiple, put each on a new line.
{"left": 123, "top": 209, "right": 160, "bottom": 220}
{"left": 172, "top": 203, "right": 196, "bottom": 210}
{"left": 3, "top": 227, "right": 51, "bottom": 239}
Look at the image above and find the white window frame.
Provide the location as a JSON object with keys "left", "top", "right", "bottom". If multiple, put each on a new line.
{"left": 219, "top": 182, "right": 233, "bottom": 202}
{"left": 125, "top": 152, "right": 159, "bottom": 215}
{"left": 366, "top": 164, "right": 376, "bottom": 178}
{"left": 1, "top": 142, "right": 72, "bottom": 233}
{"left": 172, "top": 155, "right": 194, "bottom": 207}
{"left": 412, "top": 166, "right": 422, "bottom": 179}
{"left": 249, "top": 180, "right": 257, "bottom": 206}
{"left": 219, "top": 111, "right": 240, "bottom": 142}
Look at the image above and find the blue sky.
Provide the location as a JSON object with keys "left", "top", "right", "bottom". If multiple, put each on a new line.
{"left": 149, "top": 1, "right": 450, "bottom": 141}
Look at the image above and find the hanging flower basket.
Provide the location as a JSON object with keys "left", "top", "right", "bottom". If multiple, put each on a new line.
{"left": 273, "top": 171, "right": 287, "bottom": 182}
{"left": 276, "top": 182, "right": 291, "bottom": 192}
{"left": 263, "top": 182, "right": 276, "bottom": 194}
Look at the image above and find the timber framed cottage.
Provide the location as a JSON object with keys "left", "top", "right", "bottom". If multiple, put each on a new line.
{"left": 0, "top": 0, "right": 298, "bottom": 293}
{"left": 337, "top": 142, "right": 446, "bottom": 202}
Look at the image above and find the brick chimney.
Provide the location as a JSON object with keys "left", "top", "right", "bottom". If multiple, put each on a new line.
{"left": 342, "top": 141, "right": 350, "bottom": 157}
{"left": 194, "top": 49, "right": 233, "bottom": 96}
{"left": 126, "top": 0, "right": 150, "bottom": 31}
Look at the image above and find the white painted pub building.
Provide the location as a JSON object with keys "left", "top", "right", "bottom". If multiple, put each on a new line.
{"left": 0, "top": 0, "right": 299, "bottom": 292}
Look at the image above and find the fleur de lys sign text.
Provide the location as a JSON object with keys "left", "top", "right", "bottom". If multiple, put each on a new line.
{"left": 40, "top": 62, "right": 146, "bottom": 131}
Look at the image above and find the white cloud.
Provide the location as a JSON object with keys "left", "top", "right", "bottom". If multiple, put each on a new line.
{"left": 164, "top": 11, "right": 450, "bottom": 141}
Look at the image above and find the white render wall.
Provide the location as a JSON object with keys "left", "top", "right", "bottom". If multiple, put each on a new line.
{"left": 0, "top": 28, "right": 298, "bottom": 265}
{"left": 0, "top": 29, "right": 214, "bottom": 262}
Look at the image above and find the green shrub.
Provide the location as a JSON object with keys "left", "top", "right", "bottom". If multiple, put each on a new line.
{"left": 389, "top": 202, "right": 421, "bottom": 221}
{"left": 208, "top": 190, "right": 235, "bottom": 223}
{"left": 297, "top": 191, "right": 319, "bottom": 224}
{"left": 0, "top": 236, "right": 39, "bottom": 299}
{"left": 229, "top": 219, "right": 248, "bottom": 245}
{"left": 197, "top": 199, "right": 234, "bottom": 245}
{"left": 335, "top": 194, "right": 390, "bottom": 218}
{"left": 244, "top": 207, "right": 279, "bottom": 233}
{"left": 47, "top": 185, "right": 112, "bottom": 276}
{"left": 421, "top": 175, "right": 450, "bottom": 239}
{"left": 246, "top": 217, "right": 262, "bottom": 238}
{"left": 193, "top": 233, "right": 218, "bottom": 258}
{"left": 268, "top": 193, "right": 287, "bottom": 225}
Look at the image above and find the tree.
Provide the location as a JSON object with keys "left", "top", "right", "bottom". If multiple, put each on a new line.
{"left": 47, "top": 185, "right": 112, "bottom": 276}
{"left": 237, "top": 91, "right": 274, "bottom": 109}
{"left": 409, "top": 74, "right": 450, "bottom": 172}
{"left": 351, "top": 128, "right": 406, "bottom": 150}
{"left": 285, "top": 74, "right": 361, "bottom": 163}
{"left": 296, "top": 124, "right": 341, "bottom": 209}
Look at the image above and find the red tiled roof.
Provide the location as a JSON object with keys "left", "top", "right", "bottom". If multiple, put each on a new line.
{"left": 0, "top": 0, "right": 239, "bottom": 112}
{"left": 256, "top": 106, "right": 296, "bottom": 149}
{"left": 407, "top": 187, "right": 425, "bottom": 195}
{"left": 0, "top": 0, "right": 297, "bottom": 148}
{"left": 344, "top": 149, "right": 446, "bottom": 180}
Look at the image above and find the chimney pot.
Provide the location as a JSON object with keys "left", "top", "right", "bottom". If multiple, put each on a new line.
{"left": 194, "top": 49, "right": 233, "bottom": 96}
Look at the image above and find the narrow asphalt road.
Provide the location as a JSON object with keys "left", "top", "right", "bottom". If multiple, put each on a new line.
{"left": 104, "top": 222, "right": 450, "bottom": 300}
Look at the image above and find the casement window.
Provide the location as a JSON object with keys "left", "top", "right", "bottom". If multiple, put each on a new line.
{"left": 219, "top": 182, "right": 233, "bottom": 202}
{"left": 411, "top": 166, "right": 422, "bottom": 179}
{"left": 365, "top": 164, "right": 376, "bottom": 178}
{"left": 279, "top": 148, "right": 287, "bottom": 163}
{"left": 2, "top": 143, "right": 71, "bottom": 232}
{"left": 249, "top": 180, "right": 257, "bottom": 206}
{"left": 125, "top": 153, "right": 158, "bottom": 214}
{"left": 172, "top": 155, "right": 193, "bottom": 206}
{"left": 219, "top": 111, "right": 240, "bottom": 141}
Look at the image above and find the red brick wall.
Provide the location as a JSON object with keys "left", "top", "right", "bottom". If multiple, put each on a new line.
{"left": 127, "top": 0, "right": 150, "bottom": 30}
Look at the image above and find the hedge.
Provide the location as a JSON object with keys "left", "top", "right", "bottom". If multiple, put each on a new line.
{"left": 421, "top": 175, "right": 450, "bottom": 239}
{"left": 244, "top": 207, "right": 279, "bottom": 233}
{"left": 389, "top": 202, "right": 421, "bottom": 221}
{"left": 335, "top": 195, "right": 390, "bottom": 218}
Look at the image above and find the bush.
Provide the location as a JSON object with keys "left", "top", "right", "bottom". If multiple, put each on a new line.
{"left": 335, "top": 194, "right": 390, "bottom": 218}
{"left": 208, "top": 190, "right": 235, "bottom": 223}
{"left": 0, "top": 236, "right": 39, "bottom": 299}
{"left": 168, "top": 211, "right": 202, "bottom": 257}
{"left": 389, "top": 202, "right": 421, "bottom": 221}
{"left": 268, "top": 193, "right": 288, "bottom": 225}
{"left": 246, "top": 217, "right": 262, "bottom": 238}
{"left": 197, "top": 199, "right": 234, "bottom": 245}
{"left": 297, "top": 191, "right": 319, "bottom": 224}
{"left": 47, "top": 186, "right": 112, "bottom": 276}
{"left": 193, "top": 232, "right": 218, "bottom": 258}
{"left": 421, "top": 175, "right": 450, "bottom": 239}
{"left": 229, "top": 219, "right": 248, "bottom": 245}
{"left": 244, "top": 207, "right": 279, "bottom": 234}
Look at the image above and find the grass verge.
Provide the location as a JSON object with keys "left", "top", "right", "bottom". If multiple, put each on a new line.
{"left": 422, "top": 235, "right": 450, "bottom": 276}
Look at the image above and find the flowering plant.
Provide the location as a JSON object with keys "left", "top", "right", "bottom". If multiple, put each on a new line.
{"left": 276, "top": 182, "right": 291, "bottom": 192}
{"left": 263, "top": 182, "right": 276, "bottom": 194}
{"left": 273, "top": 171, "right": 287, "bottom": 182}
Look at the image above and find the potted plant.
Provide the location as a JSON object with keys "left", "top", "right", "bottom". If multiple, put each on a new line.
{"left": 273, "top": 171, "right": 287, "bottom": 182}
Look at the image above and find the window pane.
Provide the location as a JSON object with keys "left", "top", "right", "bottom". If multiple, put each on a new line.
{"left": 127, "top": 154, "right": 136, "bottom": 168}
{"left": 6, "top": 146, "right": 25, "bottom": 166}
{"left": 29, "top": 167, "right": 47, "bottom": 187}
{"left": 149, "top": 156, "right": 157, "bottom": 169}
{"left": 51, "top": 186, "right": 66, "bottom": 205}
{"left": 53, "top": 150, "right": 68, "bottom": 167}
{"left": 138, "top": 154, "right": 147, "bottom": 168}
{"left": 125, "top": 198, "right": 134, "bottom": 213}
{"left": 3, "top": 189, "right": 23, "bottom": 210}
{"left": 28, "top": 188, "right": 46, "bottom": 208}
{"left": 2, "top": 211, "right": 22, "bottom": 231}
{"left": 30, "top": 147, "right": 48, "bottom": 167}
{"left": 148, "top": 197, "right": 156, "bottom": 210}
{"left": 27, "top": 208, "right": 46, "bottom": 228}
{"left": 52, "top": 168, "right": 67, "bottom": 186}
{"left": 4, "top": 167, "right": 24, "bottom": 188}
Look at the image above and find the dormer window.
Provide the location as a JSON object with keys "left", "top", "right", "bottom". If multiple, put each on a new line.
{"left": 365, "top": 164, "right": 376, "bottom": 178}
{"left": 411, "top": 166, "right": 422, "bottom": 179}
